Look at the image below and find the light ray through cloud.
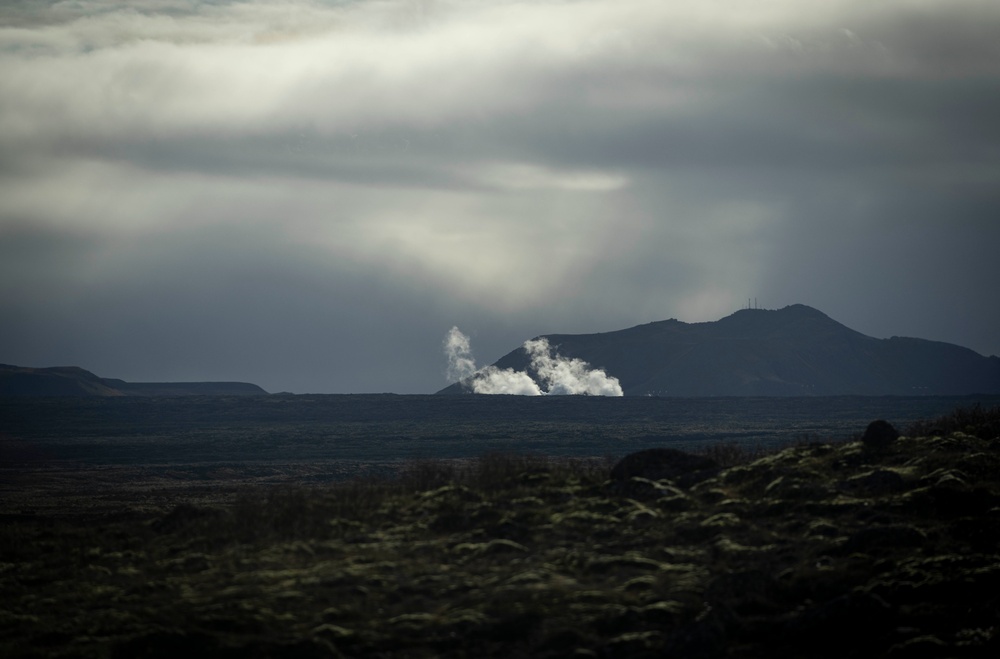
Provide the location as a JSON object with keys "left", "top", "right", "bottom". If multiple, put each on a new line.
{"left": 2, "top": 1, "right": 998, "bottom": 392}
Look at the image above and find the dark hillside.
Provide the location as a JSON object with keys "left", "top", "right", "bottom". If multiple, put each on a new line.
{"left": 440, "top": 305, "right": 1000, "bottom": 396}
{"left": 0, "top": 364, "right": 267, "bottom": 397}
{"left": 101, "top": 379, "right": 268, "bottom": 397}
{"left": 0, "top": 364, "right": 123, "bottom": 397}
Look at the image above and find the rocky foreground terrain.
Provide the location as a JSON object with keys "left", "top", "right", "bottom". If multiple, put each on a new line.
{"left": 2, "top": 406, "right": 999, "bottom": 658}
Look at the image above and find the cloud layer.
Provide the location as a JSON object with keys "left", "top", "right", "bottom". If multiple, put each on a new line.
{"left": 2, "top": 1, "right": 999, "bottom": 392}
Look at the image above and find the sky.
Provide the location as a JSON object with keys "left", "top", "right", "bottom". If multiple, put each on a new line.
{"left": 1, "top": 0, "right": 999, "bottom": 394}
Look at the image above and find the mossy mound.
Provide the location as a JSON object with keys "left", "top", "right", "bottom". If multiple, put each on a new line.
{"left": 2, "top": 408, "right": 999, "bottom": 657}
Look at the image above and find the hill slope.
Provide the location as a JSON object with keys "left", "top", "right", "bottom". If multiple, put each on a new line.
{"left": 439, "top": 304, "right": 1000, "bottom": 396}
{"left": 0, "top": 364, "right": 267, "bottom": 397}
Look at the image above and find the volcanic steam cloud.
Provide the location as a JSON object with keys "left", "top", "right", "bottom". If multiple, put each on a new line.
{"left": 444, "top": 327, "right": 622, "bottom": 396}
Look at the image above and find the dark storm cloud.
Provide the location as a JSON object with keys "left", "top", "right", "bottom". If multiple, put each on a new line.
{"left": 0, "top": 219, "right": 477, "bottom": 393}
{"left": 2, "top": 1, "right": 999, "bottom": 392}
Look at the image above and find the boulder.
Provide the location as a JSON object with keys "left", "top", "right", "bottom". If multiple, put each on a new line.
{"left": 610, "top": 448, "right": 719, "bottom": 487}
{"left": 862, "top": 420, "right": 899, "bottom": 449}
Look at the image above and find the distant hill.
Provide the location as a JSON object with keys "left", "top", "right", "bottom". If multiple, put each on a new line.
{"left": 438, "top": 304, "right": 1000, "bottom": 396}
{"left": 0, "top": 364, "right": 268, "bottom": 397}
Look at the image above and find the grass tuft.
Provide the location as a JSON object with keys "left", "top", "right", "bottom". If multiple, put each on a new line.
{"left": 905, "top": 402, "right": 1000, "bottom": 440}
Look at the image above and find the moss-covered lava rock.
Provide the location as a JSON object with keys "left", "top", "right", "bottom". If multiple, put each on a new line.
{"left": 2, "top": 408, "right": 999, "bottom": 657}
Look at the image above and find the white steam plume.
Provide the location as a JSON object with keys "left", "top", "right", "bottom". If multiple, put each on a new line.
{"left": 444, "top": 326, "right": 477, "bottom": 383}
{"left": 443, "top": 328, "right": 623, "bottom": 396}
{"left": 466, "top": 366, "right": 543, "bottom": 395}
{"left": 524, "top": 337, "right": 623, "bottom": 395}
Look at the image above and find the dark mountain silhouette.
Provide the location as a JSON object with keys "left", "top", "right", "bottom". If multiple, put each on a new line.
{"left": 0, "top": 364, "right": 268, "bottom": 397}
{"left": 438, "top": 304, "right": 1000, "bottom": 396}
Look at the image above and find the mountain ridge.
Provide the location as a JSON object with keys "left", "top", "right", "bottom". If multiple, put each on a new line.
{"left": 0, "top": 364, "right": 268, "bottom": 397}
{"left": 439, "top": 304, "right": 1000, "bottom": 396}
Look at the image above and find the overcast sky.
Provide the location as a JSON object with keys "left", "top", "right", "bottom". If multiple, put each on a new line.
{"left": 2, "top": 0, "right": 998, "bottom": 393}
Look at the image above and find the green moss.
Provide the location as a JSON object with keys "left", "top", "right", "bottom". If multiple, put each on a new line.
{"left": 700, "top": 512, "right": 742, "bottom": 528}
{"left": 5, "top": 409, "right": 1000, "bottom": 658}
{"left": 586, "top": 553, "right": 664, "bottom": 573}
